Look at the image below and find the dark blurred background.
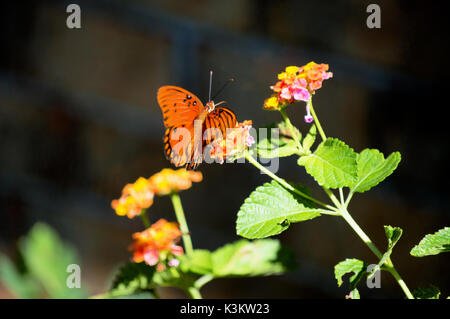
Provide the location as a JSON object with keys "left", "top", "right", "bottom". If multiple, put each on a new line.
{"left": 1, "top": 0, "right": 449, "bottom": 298}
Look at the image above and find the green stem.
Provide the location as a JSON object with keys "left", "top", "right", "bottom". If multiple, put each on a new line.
{"left": 308, "top": 98, "right": 326, "bottom": 141}
{"left": 170, "top": 193, "right": 194, "bottom": 256}
{"left": 140, "top": 209, "right": 150, "bottom": 228}
{"left": 323, "top": 188, "right": 341, "bottom": 208}
{"left": 186, "top": 287, "right": 203, "bottom": 299}
{"left": 344, "top": 191, "right": 354, "bottom": 209}
{"left": 339, "top": 208, "right": 383, "bottom": 259}
{"left": 385, "top": 266, "right": 414, "bottom": 299}
{"left": 195, "top": 274, "right": 215, "bottom": 289}
{"left": 339, "top": 188, "right": 345, "bottom": 205}
{"left": 170, "top": 193, "right": 204, "bottom": 299}
{"left": 245, "top": 152, "right": 337, "bottom": 212}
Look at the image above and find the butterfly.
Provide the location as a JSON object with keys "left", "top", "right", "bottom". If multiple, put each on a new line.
{"left": 157, "top": 74, "right": 237, "bottom": 170}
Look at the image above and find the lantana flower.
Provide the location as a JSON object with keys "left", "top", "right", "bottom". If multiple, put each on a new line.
{"left": 208, "top": 120, "right": 255, "bottom": 164}
{"left": 264, "top": 62, "right": 333, "bottom": 122}
{"left": 111, "top": 169, "right": 202, "bottom": 218}
{"left": 111, "top": 177, "right": 154, "bottom": 219}
{"left": 148, "top": 168, "right": 202, "bottom": 196}
{"left": 130, "top": 218, "right": 183, "bottom": 270}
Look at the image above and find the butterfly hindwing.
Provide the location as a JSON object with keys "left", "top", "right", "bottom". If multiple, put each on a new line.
{"left": 164, "top": 125, "right": 193, "bottom": 168}
{"left": 204, "top": 106, "right": 237, "bottom": 146}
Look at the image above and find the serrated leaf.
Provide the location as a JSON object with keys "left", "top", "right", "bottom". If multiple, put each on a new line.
{"left": 351, "top": 149, "right": 401, "bottom": 193}
{"left": 211, "top": 239, "right": 296, "bottom": 277}
{"left": 101, "top": 262, "right": 156, "bottom": 298}
{"left": 151, "top": 267, "right": 197, "bottom": 289}
{"left": 179, "top": 250, "right": 213, "bottom": 275}
{"left": 236, "top": 180, "right": 323, "bottom": 239}
{"left": 369, "top": 226, "right": 403, "bottom": 277}
{"left": 334, "top": 258, "right": 367, "bottom": 288}
{"left": 298, "top": 138, "right": 357, "bottom": 188}
{"left": 413, "top": 285, "right": 441, "bottom": 299}
{"left": 19, "top": 223, "right": 86, "bottom": 298}
{"left": 302, "top": 124, "right": 317, "bottom": 151}
{"left": 410, "top": 227, "right": 450, "bottom": 257}
{"left": 109, "top": 261, "right": 200, "bottom": 295}
{"left": 111, "top": 262, "right": 155, "bottom": 291}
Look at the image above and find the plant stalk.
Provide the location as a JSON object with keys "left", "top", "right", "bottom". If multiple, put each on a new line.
{"left": 170, "top": 192, "right": 204, "bottom": 299}
{"left": 170, "top": 193, "right": 194, "bottom": 256}
{"left": 186, "top": 286, "right": 203, "bottom": 299}
{"left": 140, "top": 209, "right": 150, "bottom": 228}
{"left": 308, "top": 98, "right": 326, "bottom": 141}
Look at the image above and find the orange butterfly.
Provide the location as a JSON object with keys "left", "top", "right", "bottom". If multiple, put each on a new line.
{"left": 157, "top": 73, "right": 237, "bottom": 170}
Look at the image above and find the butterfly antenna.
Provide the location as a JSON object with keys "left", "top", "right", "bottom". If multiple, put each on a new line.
{"left": 208, "top": 70, "right": 213, "bottom": 102}
{"left": 212, "top": 77, "right": 235, "bottom": 100}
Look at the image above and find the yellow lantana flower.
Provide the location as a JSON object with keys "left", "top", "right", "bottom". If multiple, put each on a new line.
{"left": 148, "top": 168, "right": 202, "bottom": 196}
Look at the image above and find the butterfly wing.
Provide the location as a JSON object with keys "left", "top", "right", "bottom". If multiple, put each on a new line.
{"left": 203, "top": 106, "right": 237, "bottom": 146}
{"left": 163, "top": 125, "right": 194, "bottom": 168}
{"left": 158, "top": 86, "right": 205, "bottom": 168}
{"left": 157, "top": 86, "right": 204, "bottom": 128}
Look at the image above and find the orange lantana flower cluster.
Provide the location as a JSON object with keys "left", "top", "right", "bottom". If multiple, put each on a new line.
{"left": 111, "top": 177, "right": 154, "bottom": 219}
{"left": 208, "top": 120, "right": 255, "bottom": 164}
{"left": 130, "top": 218, "right": 183, "bottom": 270}
{"left": 111, "top": 169, "right": 202, "bottom": 218}
{"left": 263, "top": 62, "right": 333, "bottom": 119}
{"left": 149, "top": 168, "right": 202, "bottom": 196}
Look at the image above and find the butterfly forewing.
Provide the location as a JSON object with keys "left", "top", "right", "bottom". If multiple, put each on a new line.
{"left": 157, "top": 86, "right": 204, "bottom": 128}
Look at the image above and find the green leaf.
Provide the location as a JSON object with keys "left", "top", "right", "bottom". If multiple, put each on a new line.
{"left": 351, "top": 149, "right": 401, "bottom": 193}
{"left": 0, "top": 254, "right": 41, "bottom": 298}
{"left": 298, "top": 138, "right": 357, "bottom": 188}
{"left": 385, "top": 225, "right": 403, "bottom": 248}
{"left": 108, "top": 262, "right": 156, "bottom": 298}
{"left": 151, "top": 267, "right": 197, "bottom": 290}
{"left": 302, "top": 124, "right": 317, "bottom": 152}
{"left": 257, "top": 138, "right": 298, "bottom": 158}
{"left": 179, "top": 250, "right": 213, "bottom": 275}
{"left": 101, "top": 262, "right": 157, "bottom": 298}
{"left": 369, "top": 226, "right": 403, "bottom": 276}
{"left": 211, "top": 239, "right": 296, "bottom": 277}
{"left": 413, "top": 285, "right": 441, "bottom": 299}
{"left": 334, "top": 258, "right": 367, "bottom": 288}
{"left": 19, "top": 223, "right": 86, "bottom": 298}
{"left": 236, "top": 180, "right": 323, "bottom": 239}
{"left": 410, "top": 227, "right": 450, "bottom": 257}
{"left": 257, "top": 122, "right": 301, "bottom": 158}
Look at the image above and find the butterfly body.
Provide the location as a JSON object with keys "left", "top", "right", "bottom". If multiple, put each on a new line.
{"left": 157, "top": 86, "right": 237, "bottom": 169}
